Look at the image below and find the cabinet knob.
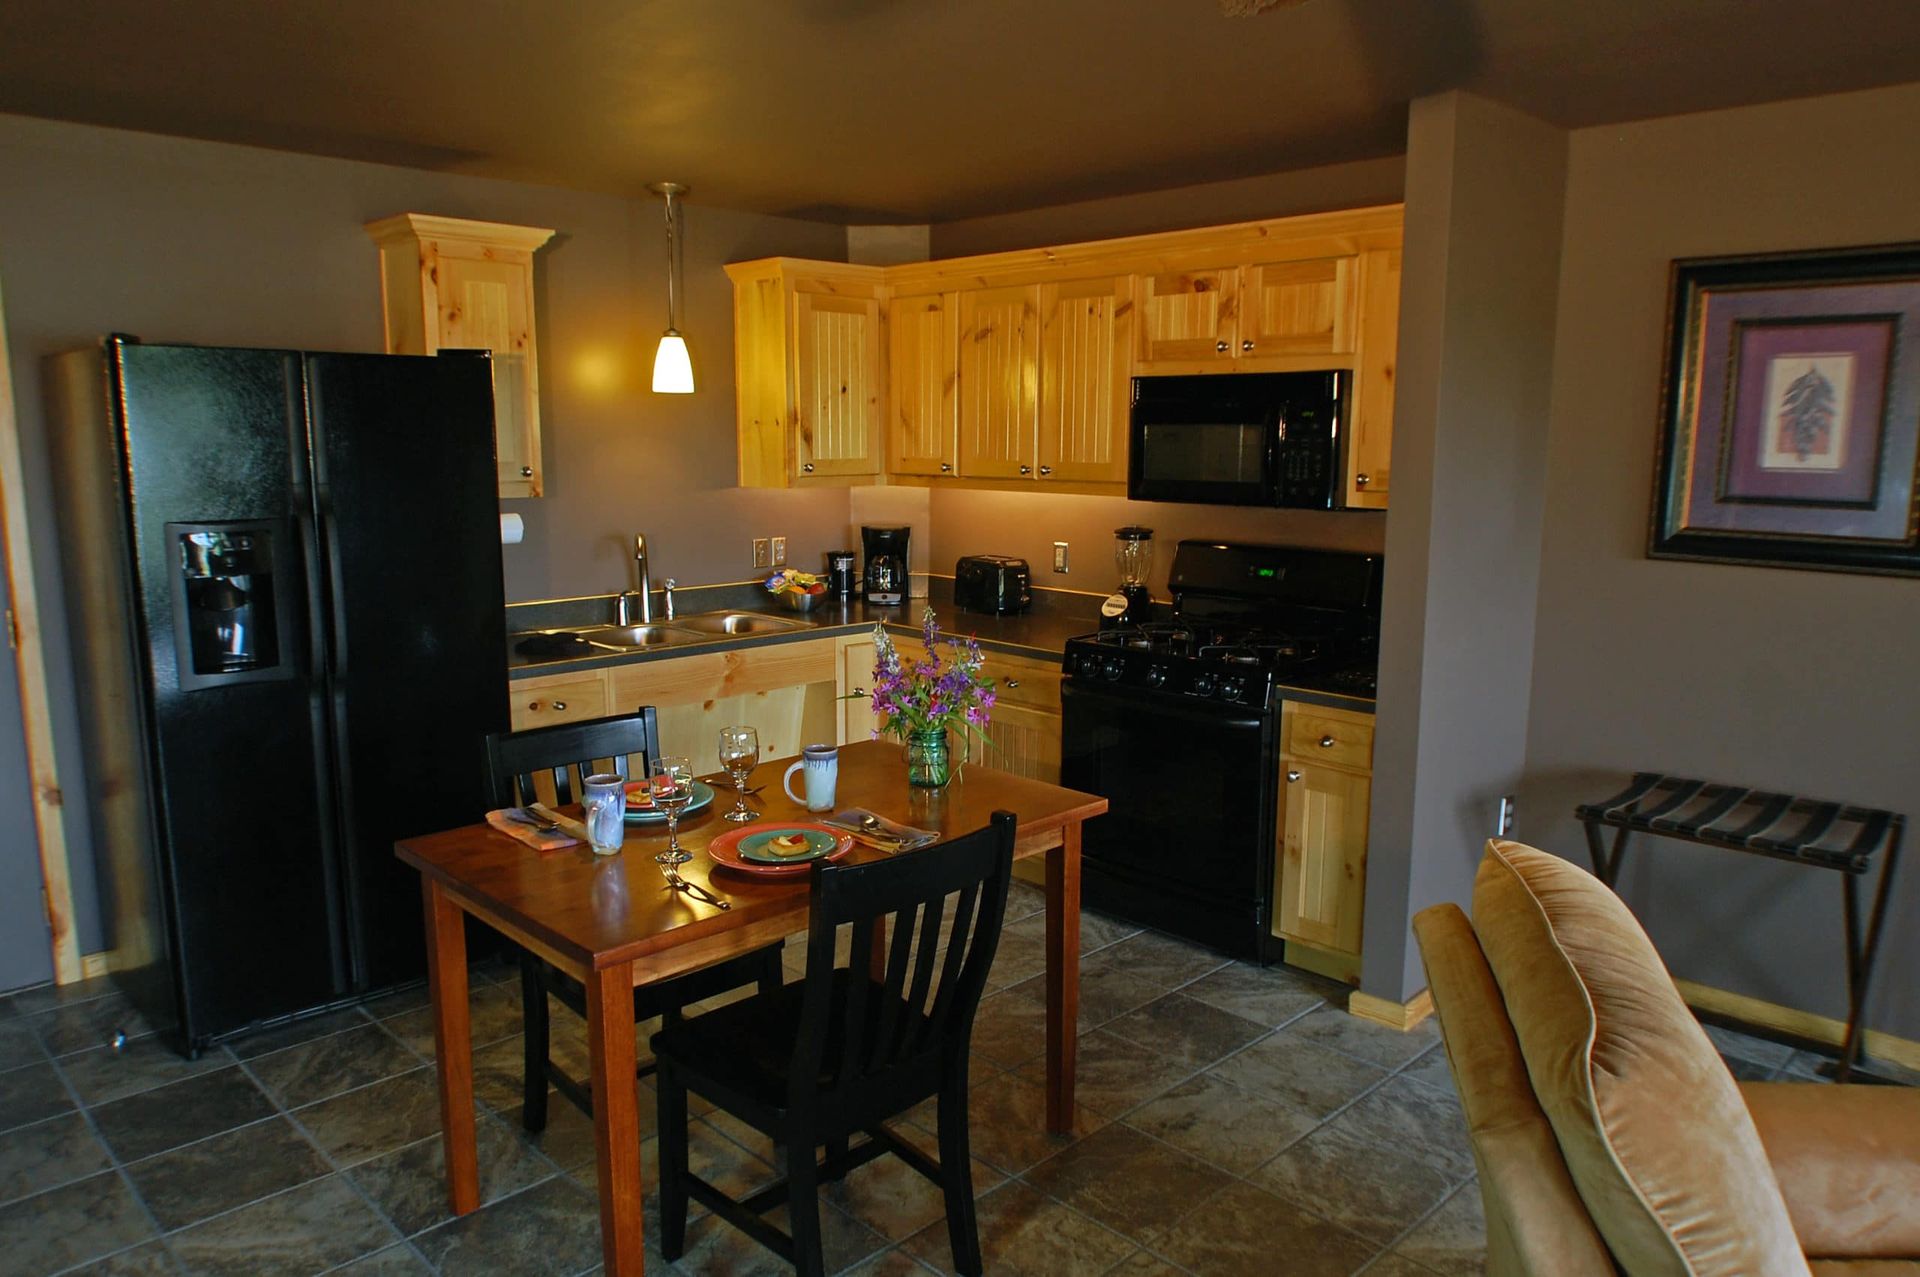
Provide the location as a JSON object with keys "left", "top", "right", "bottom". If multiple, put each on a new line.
{"left": 802, "top": 462, "right": 816, "bottom": 473}
{"left": 520, "top": 465, "right": 533, "bottom": 477}
{"left": 939, "top": 462, "right": 952, "bottom": 472}
{"left": 1241, "top": 340, "right": 1255, "bottom": 352}
{"left": 1019, "top": 465, "right": 1032, "bottom": 475}
{"left": 1286, "top": 769, "right": 1302, "bottom": 783}
{"left": 1038, "top": 465, "right": 1052, "bottom": 477}
{"left": 545, "top": 700, "right": 566, "bottom": 711}
{"left": 1355, "top": 473, "right": 1371, "bottom": 488}
{"left": 1319, "top": 735, "right": 1336, "bottom": 748}
{"left": 1005, "top": 678, "right": 1020, "bottom": 688}
{"left": 1214, "top": 339, "right": 1230, "bottom": 353}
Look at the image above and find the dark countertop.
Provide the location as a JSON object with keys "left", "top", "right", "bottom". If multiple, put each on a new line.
{"left": 505, "top": 579, "right": 1101, "bottom": 680}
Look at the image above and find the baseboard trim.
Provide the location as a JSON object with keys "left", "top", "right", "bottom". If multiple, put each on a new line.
{"left": 1349, "top": 987, "right": 1434, "bottom": 1032}
{"left": 78, "top": 951, "right": 109, "bottom": 981}
{"left": 1674, "top": 978, "right": 1920, "bottom": 1073}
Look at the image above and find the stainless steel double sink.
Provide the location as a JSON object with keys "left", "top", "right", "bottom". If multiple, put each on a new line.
{"left": 519, "top": 610, "right": 813, "bottom": 652}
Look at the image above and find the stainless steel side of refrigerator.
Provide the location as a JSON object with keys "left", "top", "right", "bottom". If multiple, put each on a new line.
{"left": 47, "top": 337, "right": 509, "bottom": 1053}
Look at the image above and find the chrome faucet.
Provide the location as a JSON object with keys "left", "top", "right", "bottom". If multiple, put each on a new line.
{"left": 615, "top": 533, "right": 655, "bottom": 626}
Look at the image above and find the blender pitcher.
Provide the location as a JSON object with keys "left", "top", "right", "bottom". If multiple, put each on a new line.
{"left": 1103, "top": 526, "right": 1154, "bottom": 628}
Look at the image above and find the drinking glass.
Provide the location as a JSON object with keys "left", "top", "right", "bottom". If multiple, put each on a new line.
{"left": 717, "top": 725, "right": 760, "bottom": 823}
{"left": 649, "top": 756, "right": 696, "bottom": 868}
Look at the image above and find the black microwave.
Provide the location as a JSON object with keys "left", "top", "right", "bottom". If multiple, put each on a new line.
{"left": 1128, "top": 371, "right": 1347, "bottom": 508}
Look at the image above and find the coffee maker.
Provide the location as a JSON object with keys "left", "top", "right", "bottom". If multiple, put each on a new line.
{"left": 861, "top": 525, "right": 910, "bottom": 606}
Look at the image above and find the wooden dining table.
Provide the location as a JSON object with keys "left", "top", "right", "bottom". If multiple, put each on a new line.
{"left": 394, "top": 738, "right": 1107, "bottom": 1275}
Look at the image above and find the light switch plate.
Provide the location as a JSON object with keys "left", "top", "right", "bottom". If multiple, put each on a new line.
{"left": 1052, "top": 541, "right": 1070, "bottom": 573}
{"left": 770, "top": 536, "right": 787, "bottom": 567}
{"left": 1497, "top": 795, "right": 1516, "bottom": 837}
{"left": 752, "top": 538, "right": 771, "bottom": 569}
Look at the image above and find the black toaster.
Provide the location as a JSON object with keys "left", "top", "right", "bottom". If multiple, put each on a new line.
{"left": 953, "top": 555, "right": 1032, "bottom": 614}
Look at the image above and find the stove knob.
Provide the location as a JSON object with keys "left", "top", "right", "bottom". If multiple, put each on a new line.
{"left": 1101, "top": 657, "right": 1124, "bottom": 681}
{"left": 1192, "top": 672, "right": 1217, "bottom": 698}
{"left": 1220, "top": 676, "right": 1246, "bottom": 701}
{"left": 1145, "top": 665, "right": 1167, "bottom": 688}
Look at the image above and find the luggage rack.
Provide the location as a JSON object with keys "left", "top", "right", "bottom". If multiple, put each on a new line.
{"left": 1576, "top": 772, "right": 1904, "bottom": 1083}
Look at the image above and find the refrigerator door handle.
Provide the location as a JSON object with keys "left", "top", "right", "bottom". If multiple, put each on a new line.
{"left": 316, "top": 486, "right": 350, "bottom": 679}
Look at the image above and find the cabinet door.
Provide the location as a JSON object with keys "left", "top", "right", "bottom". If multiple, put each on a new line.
{"left": 888, "top": 292, "right": 958, "bottom": 477}
{"left": 1038, "top": 277, "right": 1133, "bottom": 484}
{"left": 793, "top": 291, "right": 882, "bottom": 479}
{"left": 436, "top": 250, "right": 541, "bottom": 495}
{"left": 975, "top": 701, "right": 1062, "bottom": 785}
{"left": 1346, "top": 248, "right": 1399, "bottom": 509}
{"left": 838, "top": 638, "right": 884, "bottom": 744}
{"left": 1237, "top": 257, "right": 1356, "bottom": 360}
{"left": 1138, "top": 269, "right": 1237, "bottom": 365}
{"left": 1275, "top": 759, "right": 1370, "bottom": 956}
{"left": 957, "top": 286, "right": 1040, "bottom": 479}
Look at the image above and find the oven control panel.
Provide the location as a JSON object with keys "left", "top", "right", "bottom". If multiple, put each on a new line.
{"left": 1065, "top": 646, "right": 1272, "bottom": 706}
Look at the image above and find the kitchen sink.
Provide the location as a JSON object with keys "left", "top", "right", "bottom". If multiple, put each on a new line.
{"left": 570, "top": 624, "right": 703, "bottom": 648}
{"left": 671, "top": 611, "right": 812, "bottom": 636}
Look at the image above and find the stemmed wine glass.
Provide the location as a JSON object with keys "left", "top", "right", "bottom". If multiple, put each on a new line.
{"left": 717, "top": 725, "right": 760, "bottom": 823}
{"left": 649, "top": 756, "right": 696, "bottom": 868}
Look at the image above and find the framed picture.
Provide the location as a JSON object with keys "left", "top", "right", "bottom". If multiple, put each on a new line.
{"left": 1649, "top": 242, "right": 1920, "bottom": 575}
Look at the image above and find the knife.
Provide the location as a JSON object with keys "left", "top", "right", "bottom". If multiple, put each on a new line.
{"left": 819, "top": 820, "right": 910, "bottom": 852}
{"left": 529, "top": 802, "right": 593, "bottom": 844}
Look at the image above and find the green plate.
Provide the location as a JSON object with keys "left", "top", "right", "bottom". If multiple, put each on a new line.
{"left": 624, "top": 779, "right": 715, "bottom": 824}
{"left": 738, "top": 828, "right": 840, "bottom": 864}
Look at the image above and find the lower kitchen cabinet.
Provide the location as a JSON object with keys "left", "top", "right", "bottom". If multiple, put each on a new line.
{"left": 1273, "top": 702, "right": 1374, "bottom": 972}
{"left": 508, "top": 638, "right": 841, "bottom": 775}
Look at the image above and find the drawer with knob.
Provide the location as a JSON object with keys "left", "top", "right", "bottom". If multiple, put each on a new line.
{"left": 509, "top": 672, "right": 610, "bottom": 730}
{"left": 1284, "top": 707, "right": 1374, "bottom": 772}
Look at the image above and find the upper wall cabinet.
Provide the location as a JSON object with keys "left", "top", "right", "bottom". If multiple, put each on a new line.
{"left": 725, "top": 260, "right": 886, "bottom": 486}
{"left": 727, "top": 204, "right": 1403, "bottom": 501}
{"left": 365, "top": 214, "right": 556, "bottom": 498}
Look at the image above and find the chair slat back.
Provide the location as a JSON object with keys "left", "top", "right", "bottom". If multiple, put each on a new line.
{"left": 484, "top": 709, "right": 662, "bottom": 809}
{"left": 790, "top": 811, "right": 1016, "bottom": 1101}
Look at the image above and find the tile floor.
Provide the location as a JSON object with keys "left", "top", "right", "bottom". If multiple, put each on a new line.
{"left": 0, "top": 880, "right": 1883, "bottom": 1277}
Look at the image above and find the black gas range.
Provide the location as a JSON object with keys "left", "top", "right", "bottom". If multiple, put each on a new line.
{"left": 1060, "top": 541, "right": 1381, "bottom": 958}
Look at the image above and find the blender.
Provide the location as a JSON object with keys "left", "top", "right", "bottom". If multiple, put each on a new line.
{"left": 1102, "top": 526, "right": 1154, "bottom": 629}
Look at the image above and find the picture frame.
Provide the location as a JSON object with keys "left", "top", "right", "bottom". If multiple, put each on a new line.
{"left": 1649, "top": 242, "right": 1920, "bottom": 576}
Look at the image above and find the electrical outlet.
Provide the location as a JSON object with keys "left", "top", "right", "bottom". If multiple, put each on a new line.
{"left": 770, "top": 536, "right": 787, "bottom": 567}
{"left": 1497, "top": 795, "right": 1516, "bottom": 837}
{"left": 752, "top": 538, "right": 771, "bottom": 569}
{"left": 1052, "top": 541, "right": 1070, "bottom": 573}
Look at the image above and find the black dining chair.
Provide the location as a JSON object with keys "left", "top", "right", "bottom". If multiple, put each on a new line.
{"left": 651, "top": 810, "right": 1017, "bottom": 1277}
{"left": 483, "top": 709, "right": 783, "bottom": 1133}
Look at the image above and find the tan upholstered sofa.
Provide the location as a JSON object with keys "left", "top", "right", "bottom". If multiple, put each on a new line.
{"left": 1413, "top": 840, "right": 1920, "bottom": 1276}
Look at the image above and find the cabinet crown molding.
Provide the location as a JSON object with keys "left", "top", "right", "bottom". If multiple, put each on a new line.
{"left": 364, "top": 212, "right": 557, "bottom": 252}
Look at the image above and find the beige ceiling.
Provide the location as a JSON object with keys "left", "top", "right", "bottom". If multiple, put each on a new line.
{"left": 3, "top": 0, "right": 1916, "bottom": 222}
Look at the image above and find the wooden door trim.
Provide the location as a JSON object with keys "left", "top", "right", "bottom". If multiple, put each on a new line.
{"left": 0, "top": 270, "right": 81, "bottom": 983}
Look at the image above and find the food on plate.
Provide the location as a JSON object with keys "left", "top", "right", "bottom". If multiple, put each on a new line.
{"left": 624, "top": 780, "right": 655, "bottom": 809}
{"left": 767, "top": 831, "right": 814, "bottom": 856}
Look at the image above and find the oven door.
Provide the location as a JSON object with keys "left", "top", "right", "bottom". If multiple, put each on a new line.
{"left": 1128, "top": 397, "right": 1278, "bottom": 505}
{"left": 1061, "top": 680, "right": 1276, "bottom": 956}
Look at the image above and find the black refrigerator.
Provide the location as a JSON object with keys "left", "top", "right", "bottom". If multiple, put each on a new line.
{"left": 49, "top": 337, "right": 510, "bottom": 1053}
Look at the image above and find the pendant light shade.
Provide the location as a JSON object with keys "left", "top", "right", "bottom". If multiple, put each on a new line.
{"left": 652, "top": 331, "right": 694, "bottom": 394}
{"left": 649, "top": 181, "right": 694, "bottom": 394}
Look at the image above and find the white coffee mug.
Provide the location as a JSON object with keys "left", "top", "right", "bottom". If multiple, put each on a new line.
{"left": 782, "top": 743, "right": 839, "bottom": 812}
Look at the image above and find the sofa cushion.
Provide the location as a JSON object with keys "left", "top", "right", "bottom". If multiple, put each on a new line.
{"left": 1473, "top": 839, "right": 1810, "bottom": 1277}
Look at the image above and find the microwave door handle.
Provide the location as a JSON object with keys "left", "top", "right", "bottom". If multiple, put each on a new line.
{"left": 1265, "top": 407, "right": 1285, "bottom": 504}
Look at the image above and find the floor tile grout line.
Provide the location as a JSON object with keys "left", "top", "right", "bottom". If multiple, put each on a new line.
{"left": 36, "top": 1031, "right": 184, "bottom": 1277}
{"left": 227, "top": 1048, "right": 438, "bottom": 1273}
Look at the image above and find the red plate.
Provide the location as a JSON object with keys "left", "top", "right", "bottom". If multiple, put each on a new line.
{"left": 706, "top": 822, "right": 855, "bottom": 879}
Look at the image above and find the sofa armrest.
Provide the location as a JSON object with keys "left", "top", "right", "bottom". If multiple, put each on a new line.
{"left": 1740, "top": 1081, "right": 1920, "bottom": 1259}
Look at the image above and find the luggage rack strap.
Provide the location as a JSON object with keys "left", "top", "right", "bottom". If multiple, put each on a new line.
{"left": 1574, "top": 771, "right": 1899, "bottom": 873}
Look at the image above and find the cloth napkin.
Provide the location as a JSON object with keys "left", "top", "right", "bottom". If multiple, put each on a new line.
{"left": 825, "top": 808, "right": 938, "bottom": 852}
{"left": 485, "top": 808, "right": 581, "bottom": 852}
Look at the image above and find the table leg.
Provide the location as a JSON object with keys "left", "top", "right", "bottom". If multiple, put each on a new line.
{"left": 587, "top": 961, "right": 645, "bottom": 1275}
{"left": 1043, "top": 823, "right": 1082, "bottom": 1133}
{"left": 423, "top": 880, "right": 479, "bottom": 1215}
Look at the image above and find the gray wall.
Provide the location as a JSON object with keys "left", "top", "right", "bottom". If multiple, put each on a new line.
{"left": 1364, "top": 92, "right": 1566, "bottom": 1001}
{"left": 1518, "top": 82, "right": 1920, "bottom": 1039}
{"left": 0, "top": 113, "right": 846, "bottom": 965}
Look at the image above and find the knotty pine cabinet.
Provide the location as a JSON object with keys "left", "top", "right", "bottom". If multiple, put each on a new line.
{"left": 724, "top": 261, "right": 886, "bottom": 486}
{"left": 728, "top": 205, "right": 1403, "bottom": 501}
{"left": 365, "top": 214, "right": 556, "bottom": 498}
{"left": 1273, "top": 703, "right": 1375, "bottom": 970}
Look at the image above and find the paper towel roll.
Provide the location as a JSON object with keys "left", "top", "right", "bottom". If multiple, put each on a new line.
{"left": 500, "top": 513, "right": 524, "bottom": 545}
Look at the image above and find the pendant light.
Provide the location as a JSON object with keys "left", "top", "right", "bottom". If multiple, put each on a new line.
{"left": 649, "top": 181, "right": 695, "bottom": 394}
